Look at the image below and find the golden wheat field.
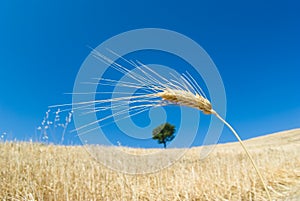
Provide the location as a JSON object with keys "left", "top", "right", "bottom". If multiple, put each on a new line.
{"left": 0, "top": 129, "right": 299, "bottom": 201}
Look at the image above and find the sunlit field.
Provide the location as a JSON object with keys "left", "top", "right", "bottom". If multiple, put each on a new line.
{"left": 1, "top": 129, "right": 299, "bottom": 200}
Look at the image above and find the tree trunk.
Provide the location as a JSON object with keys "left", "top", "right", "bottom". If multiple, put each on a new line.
{"left": 163, "top": 142, "right": 166, "bottom": 149}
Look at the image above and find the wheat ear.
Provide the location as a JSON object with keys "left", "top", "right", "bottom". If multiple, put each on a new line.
{"left": 156, "top": 88, "right": 272, "bottom": 201}
{"left": 65, "top": 50, "right": 271, "bottom": 200}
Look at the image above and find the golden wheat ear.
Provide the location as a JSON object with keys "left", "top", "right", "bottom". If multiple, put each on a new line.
{"left": 156, "top": 90, "right": 272, "bottom": 201}
{"left": 157, "top": 89, "right": 213, "bottom": 114}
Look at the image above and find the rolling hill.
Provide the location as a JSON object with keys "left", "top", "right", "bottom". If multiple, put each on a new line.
{"left": 0, "top": 129, "right": 299, "bottom": 200}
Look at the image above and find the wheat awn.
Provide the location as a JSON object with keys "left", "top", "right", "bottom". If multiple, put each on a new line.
{"left": 52, "top": 50, "right": 272, "bottom": 200}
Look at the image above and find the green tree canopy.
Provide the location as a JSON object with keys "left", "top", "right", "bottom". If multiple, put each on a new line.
{"left": 152, "top": 123, "right": 175, "bottom": 148}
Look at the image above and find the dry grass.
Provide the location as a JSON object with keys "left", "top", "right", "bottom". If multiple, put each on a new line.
{"left": 1, "top": 129, "right": 299, "bottom": 200}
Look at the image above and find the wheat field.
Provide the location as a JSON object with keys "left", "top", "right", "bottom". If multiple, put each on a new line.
{"left": 0, "top": 129, "right": 299, "bottom": 201}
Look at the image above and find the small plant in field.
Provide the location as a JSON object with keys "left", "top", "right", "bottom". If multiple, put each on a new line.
{"left": 152, "top": 123, "right": 175, "bottom": 148}
{"left": 36, "top": 109, "right": 73, "bottom": 144}
{"left": 0, "top": 132, "right": 7, "bottom": 142}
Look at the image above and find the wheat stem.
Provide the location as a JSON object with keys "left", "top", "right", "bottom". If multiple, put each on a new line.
{"left": 211, "top": 110, "right": 272, "bottom": 201}
{"left": 69, "top": 50, "right": 273, "bottom": 200}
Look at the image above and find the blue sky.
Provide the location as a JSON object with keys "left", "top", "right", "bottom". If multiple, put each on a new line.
{"left": 0, "top": 0, "right": 299, "bottom": 147}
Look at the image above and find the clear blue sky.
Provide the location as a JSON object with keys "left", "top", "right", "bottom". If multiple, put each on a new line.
{"left": 0, "top": 0, "right": 299, "bottom": 147}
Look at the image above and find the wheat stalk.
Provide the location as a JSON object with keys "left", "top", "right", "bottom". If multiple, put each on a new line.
{"left": 155, "top": 88, "right": 272, "bottom": 201}
{"left": 56, "top": 50, "right": 272, "bottom": 200}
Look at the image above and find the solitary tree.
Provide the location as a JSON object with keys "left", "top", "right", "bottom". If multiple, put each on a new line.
{"left": 152, "top": 123, "right": 175, "bottom": 148}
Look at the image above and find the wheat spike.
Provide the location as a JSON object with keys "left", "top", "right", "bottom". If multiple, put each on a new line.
{"left": 65, "top": 50, "right": 272, "bottom": 201}
{"left": 156, "top": 88, "right": 213, "bottom": 114}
